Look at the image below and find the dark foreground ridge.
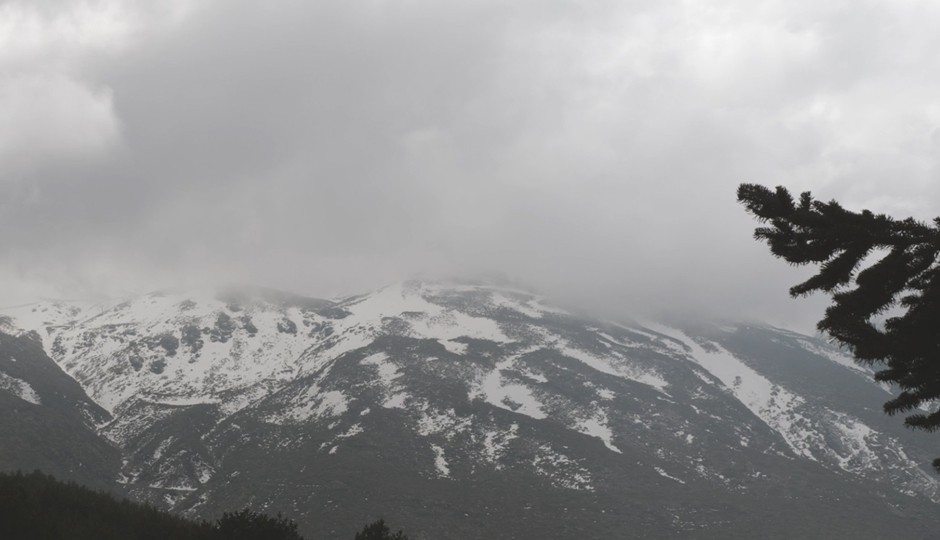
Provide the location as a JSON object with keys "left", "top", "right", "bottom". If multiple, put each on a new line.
{"left": 0, "top": 470, "right": 216, "bottom": 540}
{"left": 0, "top": 471, "right": 406, "bottom": 540}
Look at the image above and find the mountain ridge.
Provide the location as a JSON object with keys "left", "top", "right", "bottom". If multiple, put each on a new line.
{"left": 1, "top": 279, "right": 939, "bottom": 538}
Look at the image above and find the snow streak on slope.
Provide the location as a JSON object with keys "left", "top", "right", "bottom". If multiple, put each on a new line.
{"left": 577, "top": 413, "right": 622, "bottom": 454}
{"left": 559, "top": 343, "right": 669, "bottom": 392}
{"left": 665, "top": 328, "right": 814, "bottom": 459}
{"left": 430, "top": 444, "right": 451, "bottom": 478}
{"left": 642, "top": 322, "right": 940, "bottom": 501}
{"left": 273, "top": 385, "right": 351, "bottom": 425}
{"left": 0, "top": 371, "right": 41, "bottom": 404}
{"left": 791, "top": 336, "right": 880, "bottom": 379}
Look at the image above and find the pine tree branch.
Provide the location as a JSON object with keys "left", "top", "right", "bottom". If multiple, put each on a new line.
{"left": 738, "top": 183, "right": 940, "bottom": 469}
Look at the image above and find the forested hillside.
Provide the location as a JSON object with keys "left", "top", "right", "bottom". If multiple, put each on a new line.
{"left": 0, "top": 471, "right": 404, "bottom": 540}
{"left": 0, "top": 471, "right": 217, "bottom": 540}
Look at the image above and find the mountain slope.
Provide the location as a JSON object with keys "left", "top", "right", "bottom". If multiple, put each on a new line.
{"left": 0, "top": 318, "right": 120, "bottom": 489}
{"left": 2, "top": 281, "right": 939, "bottom": 538}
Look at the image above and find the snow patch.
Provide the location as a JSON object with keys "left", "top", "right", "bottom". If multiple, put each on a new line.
{"left": 152, "top": 437, "right": 173, "bottom": 461}
{"left": 654, "top": 467, "right": 686, "bottom": 484}
{"left": 471, "top": 369, "right": 546, "bottom": 420}
{"left": 383, "top": 392, "right": 410, "bottom": 409}
{"left": 560, "top": 343, "right": 668, "bottom": 392}
{"left": 0, "top": 372, "right": 41, "bottom": 405}
{"left": 430, "top": 444, "right": 450, "bottom": 477}
{"left": 315, "top": 391, "right": 350, "bottom": 418}
{"left": 196, "top": 464, "right": 213, "bottom": 484}
{"left": 271, "top": 386, "right": 350, "bottom": 424}
{"left": 361, "top": 352, "right": 400, "bottom": 387}
{"left": 577, "top": 413, "right": 622, "bottom": 454}
{"left": 440, "top": 340, "right": 468, "bottom": 355}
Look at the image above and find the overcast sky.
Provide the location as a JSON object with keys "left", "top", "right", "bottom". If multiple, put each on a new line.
{"left": 2, "top": 0, "right": 939, "bottom": 331}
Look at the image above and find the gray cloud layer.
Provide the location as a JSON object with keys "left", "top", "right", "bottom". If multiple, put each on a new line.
{"left": 3, "top": 0, "right": 940, "bottom": 330}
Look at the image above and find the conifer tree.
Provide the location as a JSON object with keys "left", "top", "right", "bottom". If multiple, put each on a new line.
{"left": 354, "top": 518, "right": 409, "bottom": 540}
{"left": 737, "top": 183, "right": 940, "bottom": 469}
{"left": 216, "top": 508, "right": 304, "bottom": 540}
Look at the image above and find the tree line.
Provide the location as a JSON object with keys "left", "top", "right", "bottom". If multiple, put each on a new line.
{"left": 0, "top": 470, "right": 408, "bottom": 540}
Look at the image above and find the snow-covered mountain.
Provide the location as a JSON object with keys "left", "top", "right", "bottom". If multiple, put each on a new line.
{"left": 2, "top": 280, "right": 939, "bottom": 538}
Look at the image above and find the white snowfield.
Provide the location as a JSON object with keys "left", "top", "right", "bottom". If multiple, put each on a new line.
{"left": 1, "top": 280, "right": 937, "bottom": 501}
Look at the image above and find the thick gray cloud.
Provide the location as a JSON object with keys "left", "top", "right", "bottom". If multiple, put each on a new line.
{"left": 2, "top": 0, "right": 939, "bottom": 331}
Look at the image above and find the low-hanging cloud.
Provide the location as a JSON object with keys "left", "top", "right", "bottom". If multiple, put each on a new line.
{"left": 2, "top": 0, "right": 939, "bottom": 332}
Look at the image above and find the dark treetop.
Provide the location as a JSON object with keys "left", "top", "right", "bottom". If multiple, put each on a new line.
{"left": 737, "top": 183, "right": 940, "bottom": 469}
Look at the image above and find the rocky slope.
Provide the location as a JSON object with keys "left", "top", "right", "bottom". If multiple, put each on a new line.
{"left": 2, "top": 280, "right": 939, "bottom": 538}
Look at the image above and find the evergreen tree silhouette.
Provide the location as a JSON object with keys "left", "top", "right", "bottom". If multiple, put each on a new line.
{"left": 354, "top": 518, "right": 409, "bottom": 540}
{"left": 216, "top": 508, "right": 304, "bottom": 540}
{"left": 738, "top": 183, "right": 940, "bottom": 469}
{"left": 0, "top": 470, "right": 217, "bottom": 540}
